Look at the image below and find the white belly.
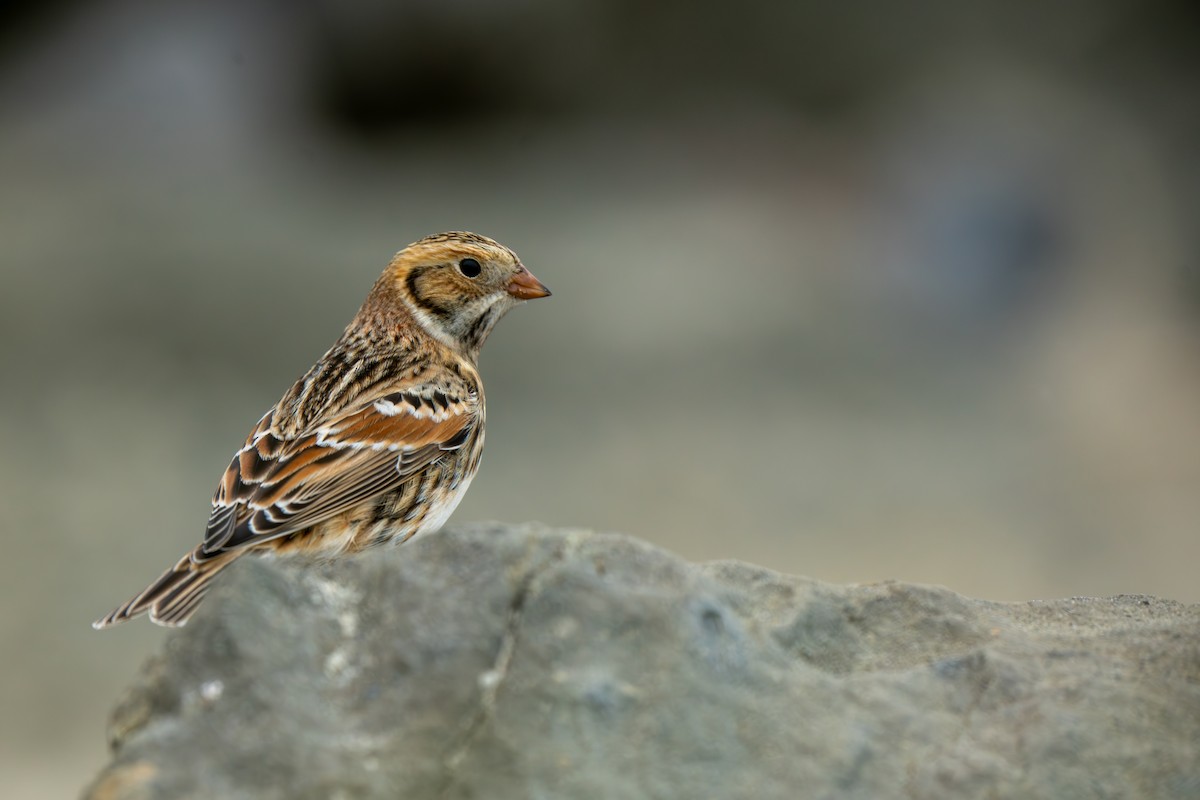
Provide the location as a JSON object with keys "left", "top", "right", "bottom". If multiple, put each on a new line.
{"left": 404, "top": 470, "right": 476, "bottom": 543}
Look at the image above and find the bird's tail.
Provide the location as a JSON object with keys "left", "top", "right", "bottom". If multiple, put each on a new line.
{"left": 93, "top": 548, "right": 237, "bottom": 629}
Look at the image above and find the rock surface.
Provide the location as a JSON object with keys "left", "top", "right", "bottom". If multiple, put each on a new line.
{"left": 86, "top": 523, "right": 1200, "bottom": 800}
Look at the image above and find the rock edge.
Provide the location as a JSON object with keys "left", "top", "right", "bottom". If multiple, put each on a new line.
{"left": 85, "top": 523, "right": 1200, "bottom": 800}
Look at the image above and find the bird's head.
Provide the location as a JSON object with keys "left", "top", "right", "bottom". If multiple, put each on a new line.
{"left": 371, "top": 231, "right": 550, "bottom": 356}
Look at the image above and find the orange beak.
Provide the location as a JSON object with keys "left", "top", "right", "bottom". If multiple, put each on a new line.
{"left": 506, "top": 266, "right": 552, "bottom": 300}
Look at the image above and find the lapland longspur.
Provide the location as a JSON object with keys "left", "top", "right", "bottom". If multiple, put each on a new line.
{"left": 94, "top": 231, "right": 550, "bottom": 628}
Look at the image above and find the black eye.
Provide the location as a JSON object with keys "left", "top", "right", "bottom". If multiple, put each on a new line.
{"left": 458, "top": 258, "right": 482, "bottom": 278}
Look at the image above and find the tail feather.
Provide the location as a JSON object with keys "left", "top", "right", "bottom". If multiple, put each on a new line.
{"left": 93, "top": 550, "right": 237, "bottom": 629}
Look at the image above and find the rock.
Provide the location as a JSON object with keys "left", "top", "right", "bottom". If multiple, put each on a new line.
{"left": 85, "top": 523, "right": 1200, "bottom": 800}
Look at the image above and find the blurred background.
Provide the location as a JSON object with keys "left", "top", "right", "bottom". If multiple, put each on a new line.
{"left": 2, "top": 0, "right": 1198, "bottom": 794}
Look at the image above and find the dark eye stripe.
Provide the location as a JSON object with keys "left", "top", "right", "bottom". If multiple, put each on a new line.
{"left": 404, "top": 266, "right": 455, "bottom": 321}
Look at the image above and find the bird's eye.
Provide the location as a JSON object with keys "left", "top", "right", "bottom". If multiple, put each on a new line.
{"left": 458, "top": 258, "right": 482, "bottom": 278}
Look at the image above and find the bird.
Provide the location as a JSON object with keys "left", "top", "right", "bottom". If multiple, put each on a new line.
{"left": 93, "top": 231, "right": 550, "bottom": 628}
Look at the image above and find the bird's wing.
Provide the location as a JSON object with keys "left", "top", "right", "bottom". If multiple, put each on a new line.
{"left": 198, "top": 382, "right": 479, "bottom": 558}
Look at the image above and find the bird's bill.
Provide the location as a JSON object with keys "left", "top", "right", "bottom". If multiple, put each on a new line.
{"left": 506, "top": 267, "right": 552, "bottom": 300}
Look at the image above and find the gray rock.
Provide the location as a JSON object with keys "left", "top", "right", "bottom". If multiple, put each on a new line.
{"left": 85, "top": 524, "right": 1200, "bottom": 800}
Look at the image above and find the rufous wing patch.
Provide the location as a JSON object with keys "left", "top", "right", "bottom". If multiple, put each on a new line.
{"left": 200, "top": 386, "right": 478, "bottom": 557}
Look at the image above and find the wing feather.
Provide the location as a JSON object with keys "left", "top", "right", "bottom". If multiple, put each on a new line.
{"left": 199, "top": 381, "right": 478, "bottom": 558}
